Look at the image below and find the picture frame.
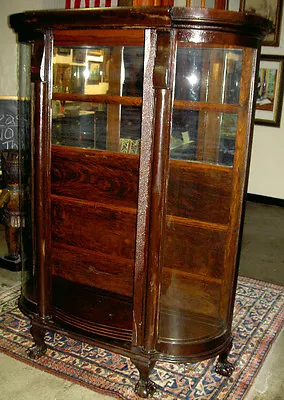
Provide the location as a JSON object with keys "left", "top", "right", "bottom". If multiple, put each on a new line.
{"left": 87, "top": 61, "right": 101, "bottom": 85}
{"left": 57, "top": 47, "right": 71, "bottom": 56}
{"left": 72, "top": 49, "right": 86, "bottom": 64}
{"left": 87, "top": 49, "right": 104, "bottom": 57}
{"left": 255, "top": 55, "right": 284, "bottom": 127}
{"left": 240, "top": 0, "right": 283, "bottom": 46}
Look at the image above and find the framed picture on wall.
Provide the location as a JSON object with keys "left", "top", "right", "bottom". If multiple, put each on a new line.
{"left": 240, "top": 0, "right": 283, "bottom": 46}
{"left": 255, "top": 55, "right": 284, "bottom": 127}
{"left": 87, "top": 62, "right": 101, "bottom": 84}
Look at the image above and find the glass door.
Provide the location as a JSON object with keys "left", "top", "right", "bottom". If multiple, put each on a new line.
{"left": 50, "top": 30, "right": 145, "bottom": 342}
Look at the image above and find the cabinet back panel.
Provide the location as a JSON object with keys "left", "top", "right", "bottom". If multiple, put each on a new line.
{"left": 51, "top": 195, "right": 137, "bottom": 259}
{"left": 51, "top": 148, "right": 232, "bottom": 226}
{"left": 168, "top": 160, "right": 233, "bottom": 225}
{"left": 51, "top": 146, "right": 139, "bottom": 209}
{"left": 160, "top": 269, "right": 221, "bottom": 319}
{"left": 51, "top": 243, "right": 134, "bottom": 297}
{"left": 164, "top": 218, "right": 227, "bottom": 280}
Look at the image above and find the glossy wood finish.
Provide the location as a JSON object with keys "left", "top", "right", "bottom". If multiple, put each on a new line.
{"left": 132, "top": 28, "right": 157, "bottom": 348}
{"left": 10, "top": 6, "right": 270, "bottom": 397}
{"left": 143, "top": 30, "right": 176, "bottom": 351}
{"left": 10, "top": 7, "right": 270, "bottom": 43}
{"left": 51, "top": 146, "right": 139, "bottom": 208}
{"left": 32, "top": 32, "right": 53, "bottom": 321}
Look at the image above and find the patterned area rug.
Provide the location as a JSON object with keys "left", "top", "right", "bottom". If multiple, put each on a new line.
{"left": 0, "top": 276, "right": 283, "bottom": 399}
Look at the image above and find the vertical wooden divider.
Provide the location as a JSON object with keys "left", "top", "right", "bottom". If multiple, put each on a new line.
{"left": 144, "top": 30, "right": 176, "bottom": 352}
{"left": 33, "top": 31, "right": 53, "bottom": 320}
{"left": 132, "top": 29, "right": 157, "bottom": 348}
{"left": 106, "top": 47, "right": 122, "bottom": 152}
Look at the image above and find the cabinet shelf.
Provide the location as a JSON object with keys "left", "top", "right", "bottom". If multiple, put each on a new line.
{"left": 53, "top": 93, "right": 240, "bottom": 113}
{"left": 53, "top": 93, "right": 143, "bottom": 107}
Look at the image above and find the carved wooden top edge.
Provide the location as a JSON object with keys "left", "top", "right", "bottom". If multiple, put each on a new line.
{"left": 10, "top": 6, "right": 271, "bottom": 42}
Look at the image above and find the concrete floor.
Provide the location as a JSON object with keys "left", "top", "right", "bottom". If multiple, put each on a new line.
{"left": 0, "top": 201, "right": 283, "bottom": 399}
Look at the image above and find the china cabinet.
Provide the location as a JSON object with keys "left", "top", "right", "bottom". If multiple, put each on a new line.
{"left": 10, "top": 6, "right": 269, "bottom": 396}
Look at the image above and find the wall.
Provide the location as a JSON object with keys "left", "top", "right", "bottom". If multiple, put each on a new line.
{"left": 228, "top": 2, "right": 284, "bottom": 200}
{"left": 0, "top": 1, "right": 64, "bottom": 96}
{"left": 1, "top": 0, "right": 284, "bottom": 198}
{"left": 248, "top": 21, "right": 284, "bottom": 200}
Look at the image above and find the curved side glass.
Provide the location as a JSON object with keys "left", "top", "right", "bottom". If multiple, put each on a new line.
{"left": 18, "top": 43, "right": 35, "bottom": 305}
{"left": 158, "top": 45, "right": 248, "bottom": 351}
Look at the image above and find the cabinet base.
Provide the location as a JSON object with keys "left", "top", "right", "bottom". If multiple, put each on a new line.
{"left": 21, "top": 302, "right": 235, "bottom": 397}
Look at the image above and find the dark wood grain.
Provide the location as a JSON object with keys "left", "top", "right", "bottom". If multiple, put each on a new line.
{"left": 51, "top": 146, "right": 139, "bottom": 209}
{"left": 51, "top": 195, "right": 137, "bottom": 260}
{"left": 173, "top": 100, "right": 240, "bottom": 113}
{"left": 52, "top": 276, "right": 133, "bottom": 341}
{"left": 51, "top": 243, "right": 134, "bottom": 297}
{"left": 11, "top": 6, "right": 270, "bottom": 391}
{"left": 54, "top": 28, "right": 144, "bottom": 47}
{"left": 32, "top": 33, "right": 53, "bottom": 320}
{"left": 52, "top": 93, "right": 143, "bottom": 106}
{"left": 168, "top": 161, "right": 233, "bottom": 225}
{"left": 143, "top": 30, "right": 176, "bottom": 351}
{"left": 10, "top": 7, "right": 270, "bottom": 46}
{"left": 132, "top": 29, "right": 157, "bottom": 348}
{"left": 164, "top": 216, "right": 227, "bottom": 280}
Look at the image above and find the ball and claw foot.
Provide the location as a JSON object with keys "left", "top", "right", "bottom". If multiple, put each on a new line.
{"left": 135, "top": 377, "right": 156, "bottom": 398}
{"left": 27, "top": 343, "right": 47, "bottom": 359}
{"left": 215, "top": 359, "right": 234, "bottom": 377}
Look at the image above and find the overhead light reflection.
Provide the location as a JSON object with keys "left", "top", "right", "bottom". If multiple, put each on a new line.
{"left": 186, "top": 73, "right": 199, "bottom": 86}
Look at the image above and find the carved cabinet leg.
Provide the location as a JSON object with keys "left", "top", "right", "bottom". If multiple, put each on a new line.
{"left": 215, "top": 342, "right": 234, "bottom": 377}
{"left": 28, "top": 322, "right": 47, "bottom": 359}
{"left": 131, "top": 357, "right": 156, "bottom": 398}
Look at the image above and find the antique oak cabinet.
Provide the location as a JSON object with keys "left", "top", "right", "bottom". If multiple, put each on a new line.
{"left": 10, "top": 6, "right": 269, "bottom": 396}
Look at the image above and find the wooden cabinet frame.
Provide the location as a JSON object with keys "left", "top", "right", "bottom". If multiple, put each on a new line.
{"left": 10, "top": 7, "right": 270, "bottom": 397}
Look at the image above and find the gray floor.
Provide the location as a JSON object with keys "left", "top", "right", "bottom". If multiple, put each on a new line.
{"left": 0, "top": 201, "right": 283, "bottom": 399}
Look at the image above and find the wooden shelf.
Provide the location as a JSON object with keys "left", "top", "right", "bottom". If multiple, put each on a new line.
{"left": 53, "top": 93, "right": 142, "bottom": 107}
{"left": 53, "top": 93, "right": 241, "bottom": 114}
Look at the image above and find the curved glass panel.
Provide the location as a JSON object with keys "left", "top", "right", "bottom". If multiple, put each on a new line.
{"left": 157, "top": 45, "right": 250, "bottom": 350}
{"left": 175, "top": 47, "right": 242, "bottom": 104}
{"left": 18, "top": 43, "right": 35, "bottom": 304}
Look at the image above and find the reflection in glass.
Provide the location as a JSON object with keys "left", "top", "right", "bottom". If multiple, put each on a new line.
{"left": 171, "top": 111, "right": 237, "bottom": 166}
{"left": 52, "top": 101, "right": 142, "bottom": 154}
{"left": 53, "top": 46, "right": 144, "bottom": 97}
{"left": 175, "top": 48, "right": 243, "bottom": 104}
{"left": 52, "top": 45, "right": 144, "bottom": 154}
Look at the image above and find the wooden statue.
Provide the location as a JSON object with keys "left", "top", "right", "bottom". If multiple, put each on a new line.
{"left": 0, "top": 150, "right": 23, "bottom": 270}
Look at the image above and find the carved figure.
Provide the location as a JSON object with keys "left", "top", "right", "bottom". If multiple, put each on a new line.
{"left": 0, "top": 150, "right": 23, "bottom": 270}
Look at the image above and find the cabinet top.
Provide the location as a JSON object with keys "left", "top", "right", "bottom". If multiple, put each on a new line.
{"left": 10, "top": 6, "right": 271, "bottom": 45}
